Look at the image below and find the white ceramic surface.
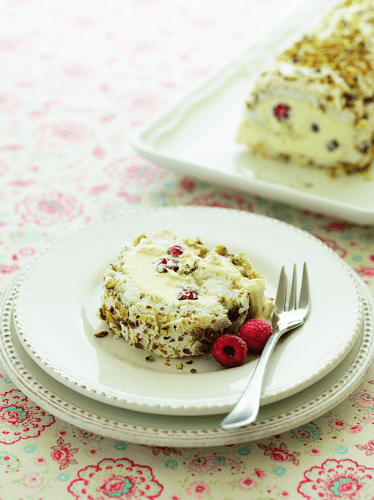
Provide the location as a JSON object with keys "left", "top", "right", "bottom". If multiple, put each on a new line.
{"left": 131, "top": 0, "right": 374, "bottom": 225}
{"left": 2, "top": 267, "right": 374, "bottom": 447}
{"left": 13, "top": 207, "right": 362, "bottom": 415}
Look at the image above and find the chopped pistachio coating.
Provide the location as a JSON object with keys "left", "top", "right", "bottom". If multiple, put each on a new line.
{"left": 237, "top": 0, "right": 374, "bottom": 177}
{"left": 98, "top": 230, "right": 274, "bottom": 358}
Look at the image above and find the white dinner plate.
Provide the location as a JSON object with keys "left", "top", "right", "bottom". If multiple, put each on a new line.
{"left": 2, "top": 269, "right": 373, "bottom": 447}
{"left": 12, "top": 207, "right": 362, "bottom": 415}
{"left": 131, "top": 0, "right": 374, "bottom": 225}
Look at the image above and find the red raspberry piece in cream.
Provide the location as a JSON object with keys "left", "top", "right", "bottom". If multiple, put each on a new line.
{"left": 273, "top": 104, "right": 290, "bottom": 121}
{"left": 157, "top": 257, "right": 179, "bottom": 273}
{"left": 177, "top": 288, "right": 198, "bottom": 300}
{"left": 327, "top": 139, "right": 339, "bottom": 151}
{"left": 211, "top": 334, "right": 248, "bottom": 368}
{"left": 239, "top": 319, "right": 273, "bottom": 352}
{"left": 167, "top": 245, "right": 184, "bottom": 257}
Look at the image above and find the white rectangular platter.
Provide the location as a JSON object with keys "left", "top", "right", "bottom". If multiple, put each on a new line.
{"left": 131, "top": 0, "right": 374, "bottom": 225}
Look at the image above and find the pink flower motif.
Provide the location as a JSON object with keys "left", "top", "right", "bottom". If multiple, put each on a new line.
{"left": 258, "top": 442, "right": 300, "bottom": 465}
{"left": 118, "top": 90, "right": 167, "bottom": 125}
{"left": 237, "top": 476, "right": 257, "bottom": 491}
{"left": 348, "top": 424, "right": 363, "bottom": 434}
{"left": 0, "top": 265, "right": 18, "bottom": 274}
{"left": 33, "top": 121, "right": 94, "bottom": 148}
{"left": 73, "top": 427, "right": 102, "bottom": 443}
{"left": 104, "top": 155, "right": 169, "bottom": 188}
{"left": 0, "top": 91, "right": 22, "bottom": 113}
{"left": 129, "top": 39, "right": 165, "bottom": 56}
{"left": 186, "top": 481, "right": 211, "bottom": 499}
{"left": 0, "top": 159, "right": 9, "bottom": 177}
{"left": 309, "top": 448, "right": 321, "bottom": 456}
{"left": 353, "top": 391, "right": 374, "bottom": 408}
{"left": 68, "top": 458, "right": 163, "bottom": 499}
{"left": 254, "top": 468, "right": 267, "bottom": 479}
{"left": 19, "top": 247, "right": 35, "bottom": 257}
{"left": 325, "top": 222, "right": 352, "bottom": 232}
{"left": 0, "top": 36, "right": 30, "bottom": 53}
{"left": 15, "top": 190, "right": 84, "bottom": 227}
{"left": 298, "top": 459, "right": 374, "bottom": 499}
{"left": 188, "top": 192, "right": 254, "bottom": 212}
{"left": 356, "top": 439, "right": 374, "bottom": 456}
{"left": 51, "top": 437, "right": 78, "bottom": 470}
{"left": 0, "top": 144, "right": 22, "bottom": 151}
{"left": 62, "top": 63, "right": 97, "bottom": 80}
{"left": 356, "top": 266, "right": 374, "bottom": 277}
{"left": 328, "top": 419, "right": 348, "bottom": 431}
{"left": 117, "top": 191, "right": 141, "bottom": 203}
{"left": 312, "top": 234, "right": 348, "bottom": 258}
{"left": 9, "top": 179, "right": 35, "bottom": 187}
{"left": 21, "top": 472, "right": 44, "bottom": 489}
{"left": 180, "top": 178, "right": 197, "bottom": 193}
{"left": 0, "top": 389, "right": 55, "bottom": 444}
{"left": 142, "top": 445, "right": 182, "bottom": 456}
{"left": 185, "top": 456, "right": 242, "bottom": 473}
{"left": 92, "top": 146, "right": 106, "bottom": 158}
{"left": 90, "top": 184, "right": 109, "bottom": 196}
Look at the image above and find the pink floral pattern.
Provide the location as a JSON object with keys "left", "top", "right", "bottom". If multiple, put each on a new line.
{"left": 186, "top": 481, "right": 210, "bottom": 499}
{"left": 51, "top": 436, "right": 78, "bottom": 469}
{"left": 298, "top": 459, "right": 374, "bottom": 499}
{"left": 257, "top": 442, "right": 300, "bottom": 465}
{"left": 0, "top": 159, "right": 9, "bottom": 177}
{"left": 141, "top": 445, "right": 182, "bottom": 456}
{"left": 33, "top": 121, "right": 95, "bottom": 148}
{"left": 237, "top": 476, "right": 257, "bottom": 491}
{"left": 68, "top": 458, "right": 163, "bottom": 499}
{"left": 188, "top": 192, "right": 254, "bottom": 212}
{"left": 15, "top": 190, "right": 84, "bottom": 227}
{"left": 184, "top": 455, "right": 242, "bottom": 474}
{"left": 104, "top": 155, "right": 169, "bottom": 188}
{"left": 0, "top": 390, "right": 55, "bottom": 444}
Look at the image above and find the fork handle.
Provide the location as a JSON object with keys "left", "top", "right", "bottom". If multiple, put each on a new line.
{"left": 220, "top": 325, "right": 294, "bottom": 431}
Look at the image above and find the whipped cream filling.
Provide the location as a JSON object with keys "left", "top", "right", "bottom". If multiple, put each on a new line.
{"left": 241, "top": 96, "right": 362, "bottom": 165}
{"left": 99, "top": 230, "right": 274, "bottom": 358}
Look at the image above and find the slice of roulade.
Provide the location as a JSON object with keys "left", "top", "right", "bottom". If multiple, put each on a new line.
{"left": 98, "top": 230, "right": 274, "bottom": 358}
{"left": 237, "top": 0, "right": 374, "bottom": 177}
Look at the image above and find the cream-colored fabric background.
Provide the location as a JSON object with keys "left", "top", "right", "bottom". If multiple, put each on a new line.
{"left": 1, "top": 0, "right": 374, "bottom": 498}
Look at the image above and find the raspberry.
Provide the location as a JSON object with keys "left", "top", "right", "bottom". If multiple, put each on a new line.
{"left": 211, "top": 334, "right": 248, "bottom": 368}
{"left": 239, "top": 319, "right": 273, "bottom": 352}
{"left": 327, "top": 139, "right": 339, "bottom": 151}
{"left": 177, "top": 288, "right": 198, "bottom": 300}
{"left": 157, "top": 257, "right": 179, "bottom": 273}
{"left": 273, "top": 104, "right": 290, "bottom": 121}
{"left": 167, "top": 245, "right": 184, "bottom": 257}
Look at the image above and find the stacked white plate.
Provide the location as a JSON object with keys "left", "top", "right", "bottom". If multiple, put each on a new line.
{"left": 1, "top": 207, "right": 373, "bottom": 447}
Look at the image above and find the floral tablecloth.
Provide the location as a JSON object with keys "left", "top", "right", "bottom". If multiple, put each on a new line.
{"left": 1, "top": 0, "right": 374, "bottom": 498}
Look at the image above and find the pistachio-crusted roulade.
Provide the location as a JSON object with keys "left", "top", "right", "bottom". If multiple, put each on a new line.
{"left": 98, "top": 230, "right": 274, "bottom": 358}
{"left": 237, "top": 0, "right": 374, "bottom": 177}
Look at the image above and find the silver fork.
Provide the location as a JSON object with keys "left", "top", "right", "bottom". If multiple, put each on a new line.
{"left": 220, "top": 263, "right": 310, "bottom": 431}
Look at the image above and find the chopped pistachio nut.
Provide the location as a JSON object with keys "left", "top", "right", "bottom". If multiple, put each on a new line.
{"left": 94, "top": 330, "right": 109, "bottom": 338}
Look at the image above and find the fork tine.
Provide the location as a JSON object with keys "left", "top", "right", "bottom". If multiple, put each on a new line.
{"left": 298, "top": 262, "right": 310, "bottom": 311}
{"left": 275, "top": 266, "right": 287, "bottom": 313}
{"left": 288, "top": 264, "right": 297, "bottom": 310}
